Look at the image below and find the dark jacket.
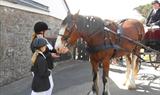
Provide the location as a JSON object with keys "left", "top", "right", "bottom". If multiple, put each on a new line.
{"left": 146, "top": 9, "right": 160, "bottom": 26}
{"left": 31, "top": 54, "right": 50, "bottom": 92}
{"left": 30, "top": 39, "right": 57, "bottom": 70}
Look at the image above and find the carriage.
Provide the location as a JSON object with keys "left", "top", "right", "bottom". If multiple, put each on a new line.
{"left": 140, "top": 26, "right": 160, "bottom": 69}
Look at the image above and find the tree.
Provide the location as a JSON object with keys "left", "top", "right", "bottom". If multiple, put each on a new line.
{"left": 135, "top": 4, "right": 152, "bottom": 18}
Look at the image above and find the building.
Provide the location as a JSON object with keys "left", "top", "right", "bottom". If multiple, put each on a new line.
{"left": 0, "top": 0, "right": 61, "bottom": 86}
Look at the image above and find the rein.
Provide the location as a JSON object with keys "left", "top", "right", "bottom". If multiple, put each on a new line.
{"left": 104, "top": 27, "right": 160, "bottom": 54}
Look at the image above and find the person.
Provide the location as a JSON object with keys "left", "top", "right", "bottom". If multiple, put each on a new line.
{"left": 146, "top": 0, "right": 160, "bottom": 27}
{"left": 31, "top": 37, "right": 52, "bottom": 95}
{"left": 30, "top": 21, "right": 68, "bottom": 95}
{"left": 145, "top": 1, "right": 160, "bottom": 61}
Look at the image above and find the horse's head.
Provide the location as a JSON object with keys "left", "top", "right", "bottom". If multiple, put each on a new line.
{"left": 55, "top": 12, "right": 80, "bottom": 50}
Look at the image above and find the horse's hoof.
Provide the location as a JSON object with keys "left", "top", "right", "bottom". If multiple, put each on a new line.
{"left": 128, "top": 85, "right": 136, "bottom": 90}
{"left": 103, "top": 92, "right": 109, "bottom": 95}
{"left": 87, "top": 91, "right": 94, "bottom": 95}
{"left": 123, "top": 82, "right": 126, "bottom": 86}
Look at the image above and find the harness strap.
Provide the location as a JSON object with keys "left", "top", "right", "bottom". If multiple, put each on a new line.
{"left": 86, "top": 20, "right": 127, "bottom": 54}
{"left": 111, "top": 21, "right": 125, "bottom": 57}
{"left": 104, "top": 20, "right": 125, "bottom": 58}
{"left": 86, "top": 44, "right": 120, "bottom": 53}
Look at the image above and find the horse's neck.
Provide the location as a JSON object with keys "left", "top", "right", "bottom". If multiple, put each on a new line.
{"left": 75, "top": 16, "right": 112, "bottom": 42}
{"left": 76, "top": 15, "right": 105, "bottom": 37}
{"left": 79, "top": 19, "right": 119, "bottom": 47}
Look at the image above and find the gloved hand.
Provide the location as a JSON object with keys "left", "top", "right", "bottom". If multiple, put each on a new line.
{"left": 57, "top": 47, "right": 69, "bottom": 54}
{"left": 51, "top": 53, "right": 60, "bottom": 58}
{"left": 150, "top": 23, "right": 156, "bottom": 26}
{"left": 146, "top": 24, "right": 151, "bottom": 27}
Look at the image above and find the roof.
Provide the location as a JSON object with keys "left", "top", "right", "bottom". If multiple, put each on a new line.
{"left": 5, "top": 0, "right": 49, "bottom": 12}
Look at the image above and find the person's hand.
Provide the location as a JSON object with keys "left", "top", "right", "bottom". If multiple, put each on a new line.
{"left": 51, "top": 53, "right": 60, "bottom": 58}
{"left": 146, "top": 24, "right": 151, "bottom": 27}
{"left": 57, "top": 47, "right": 69, "bottom": 54}
{"left": 150, "top": 23, "right": 156, "bottom": 26}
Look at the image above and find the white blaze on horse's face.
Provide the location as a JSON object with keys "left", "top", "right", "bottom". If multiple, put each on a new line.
{"left": 55, "top": 25, "right": 67, "bottom": 50}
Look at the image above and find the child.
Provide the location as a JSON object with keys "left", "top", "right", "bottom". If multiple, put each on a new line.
{"left": 31, "top": 38, "right": 53, "bottom": 95}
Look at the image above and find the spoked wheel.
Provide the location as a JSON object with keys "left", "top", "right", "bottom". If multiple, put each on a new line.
{"left": 140, "top": 51, "right": 160, "bottom": 70}
{"left": 148, "top": 53, "right": 160, "bottom": 70}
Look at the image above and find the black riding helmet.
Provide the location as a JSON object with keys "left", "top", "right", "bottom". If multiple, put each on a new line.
{"left": 34, "top": 21, "right": 50, "bottom": 34}
{"left": 152, "top": 0, "right": 159, "bottom": 4}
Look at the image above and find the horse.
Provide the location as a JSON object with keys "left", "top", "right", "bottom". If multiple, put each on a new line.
{"left": 55, "top": 12, "right": 145, "bottom": 95}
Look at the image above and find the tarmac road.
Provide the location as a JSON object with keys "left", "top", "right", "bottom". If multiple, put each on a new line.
{"left": 0, "top": 60, "right": 160, "bottom": 95}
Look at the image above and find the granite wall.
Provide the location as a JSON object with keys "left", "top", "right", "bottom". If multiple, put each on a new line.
{"left": 0, "top": 5, "right": 62, "bottom": 86}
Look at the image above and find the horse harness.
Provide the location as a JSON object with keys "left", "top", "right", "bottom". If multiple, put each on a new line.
{"left": 60, "top": 15, "right": 135, "bottom": 56}
{"left": 86, "top": 19, "right": 128, "bottom": 55}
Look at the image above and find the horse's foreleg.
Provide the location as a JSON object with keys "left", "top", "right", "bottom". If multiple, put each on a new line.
{"left": 102, "top": 59, "right": 110, "bottom": 95}
{"left": 88, "top": 61, "right": 99, "bottom": 95}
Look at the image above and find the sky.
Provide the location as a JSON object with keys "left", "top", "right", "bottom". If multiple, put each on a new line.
{"left": 34, "top": 0, "right": 154, "bottom": 20}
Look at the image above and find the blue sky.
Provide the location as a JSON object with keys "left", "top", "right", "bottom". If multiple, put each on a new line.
{"left": 34, "top": 0, "right": 154, "bottom": 20}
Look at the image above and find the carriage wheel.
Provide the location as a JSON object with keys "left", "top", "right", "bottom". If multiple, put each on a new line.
{"left": 149, "top": 53, "right": 160, "bottom": 70}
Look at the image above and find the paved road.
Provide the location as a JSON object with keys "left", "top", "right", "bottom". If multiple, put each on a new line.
{"left": 0, "top": 60, "right": 160, "bottom": 95}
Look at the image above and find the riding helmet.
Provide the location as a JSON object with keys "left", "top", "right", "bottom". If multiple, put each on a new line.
{"left": 152, "top": 0, "right": 159, "bottom": 4}
{"left": 32, "top": 38, "right": 47, "bottom": 49}
{"left": 34, "top": 21, "right": 50, "bottom": 34}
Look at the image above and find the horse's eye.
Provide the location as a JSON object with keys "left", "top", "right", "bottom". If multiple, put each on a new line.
{"left": 62, "top": 36, "right": 68, "bottom": 41}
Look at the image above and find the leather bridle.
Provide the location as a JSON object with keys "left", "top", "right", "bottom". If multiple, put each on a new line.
{"left": 58, "top": 23, "right": 77, "bottom": 47}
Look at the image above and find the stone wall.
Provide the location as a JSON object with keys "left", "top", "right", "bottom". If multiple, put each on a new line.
{"left": 0, "top": 5, "right": 61, "bottom": 86}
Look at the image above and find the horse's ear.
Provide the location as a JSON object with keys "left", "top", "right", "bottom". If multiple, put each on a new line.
{"left": 75, "top": 10, "right": 80, "bottom": 16}
{"left": 73, "top": 10, "right": 80, "bottom": 20}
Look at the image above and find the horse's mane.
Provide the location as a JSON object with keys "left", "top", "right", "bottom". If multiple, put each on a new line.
{"left": 76, "top": 15, "right": 105, "bottom": 33}
{"left": 62, "top": 14, "right": 120, "bottom": 33}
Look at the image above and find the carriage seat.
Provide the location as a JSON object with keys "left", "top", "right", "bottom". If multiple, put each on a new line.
{"left": 143, "top": 27, "right": 160, "bottom": 51}
{"left": 144, "top": 27, "right": 160, "bottom": 40}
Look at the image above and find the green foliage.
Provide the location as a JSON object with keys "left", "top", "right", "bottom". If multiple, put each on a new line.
{"left": 135, "top": 4, "right": 152, "bottom": 18}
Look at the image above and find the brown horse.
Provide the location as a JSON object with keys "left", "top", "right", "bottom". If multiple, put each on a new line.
{"left": 55, "top": 12, "right": 145, "bottom": 95}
